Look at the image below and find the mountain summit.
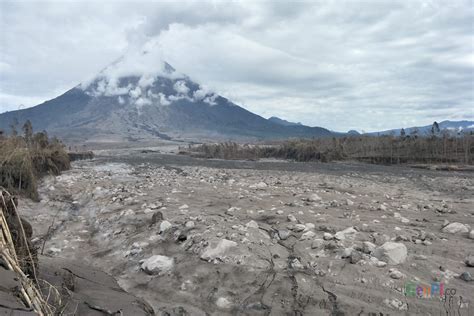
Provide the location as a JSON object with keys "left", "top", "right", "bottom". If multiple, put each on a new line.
{"left": 0, "top": 49, "right": 332, "bottom": 142}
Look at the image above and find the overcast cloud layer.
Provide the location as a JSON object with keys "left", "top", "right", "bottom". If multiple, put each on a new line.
{"left": 0, "top": 0, "right": 473, "bottom": 132}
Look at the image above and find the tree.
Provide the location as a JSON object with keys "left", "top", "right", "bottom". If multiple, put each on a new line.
{"left": 22, "top": 120, "right": 33, "bottom": 144}
{"left": 431, "top": 121, "right": 440, "bottom": 136}
{"left": 10, "top": 118, "right": 18, "bottom": 136}
{"left": 400, "top": 128, "right": 406, "bottom": 138}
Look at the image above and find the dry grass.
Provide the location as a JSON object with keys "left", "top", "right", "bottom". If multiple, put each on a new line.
{"left": 184, "top": 135, "right": 474, "bottom": 165}
{"left": 0, "top": 189, "right": 54, "bottom": 315}
{"left": 0, "top": 131, "right": 70, "bottom": 200}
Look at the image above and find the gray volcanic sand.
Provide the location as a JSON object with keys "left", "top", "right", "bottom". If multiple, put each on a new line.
{"left": 19, "top": 151, "right": 474, "bottom": 315}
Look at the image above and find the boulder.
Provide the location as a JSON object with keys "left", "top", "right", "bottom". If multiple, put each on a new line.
{"left": 141, "top": 255, "right": 174, "bottom": 275}
{"left": 441, "top": 222, "right": 469, "bottom": 234}
{"left": 334, "top": 227, "right": 357, "bottom": 241}
{"left": 201, "top": 239, "right": 237, "bottom": 261}
{"left": 373, "top": 242, "right": 407, "bottom": 265}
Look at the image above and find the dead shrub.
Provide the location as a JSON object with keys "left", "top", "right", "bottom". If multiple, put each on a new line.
{"left": 0, "top": 124, "right": 70, "bottom": 200}
{"left": 185, "top": 134, "right": 473, "bottom": 165}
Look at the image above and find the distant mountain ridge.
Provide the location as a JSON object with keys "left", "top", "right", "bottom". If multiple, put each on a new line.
{"left": 366, "top": 120, "right": 474, "bottom": 136}
{"left": 268, "top": 116, "right": 303, "bottom": 127}
{"left": 0, "top": 51, "right": 333, "bottom": 142}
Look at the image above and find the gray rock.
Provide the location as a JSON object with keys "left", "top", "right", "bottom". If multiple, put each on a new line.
{"left": 373, "top": 242, "right": 408, "bottom": 265}
{"left": 469, "top": 230, "right": 474, "bottom": 240}
{"left": 334, "top": 227, "right": 357, "bottom": 241}
{"left": 278, "top": 229, "right": 291, "bottom": 240}
{"left": 459, "top": 271, "right": 473, "bottom": 282}
{"left": 384, "top": 298, "right": 408, "bottom": 311}
{"left": 340, "top": 248, "right": 352, "bottom": 258}
{"left": 311, "top": 239, "right": 324, "bottom": 249}
{"left": 185, "top": 221, "right": 195, "bottom": 229}
{"left": 307, "top": 193, "right": 322, "bottom": 202}
{"left": 159, "top": 220, "right": 173, "bottom": 233}
{"left": 323, "top": 232, "right": 334, "bottom": 240}
{"left": 140, "top": 255, "right": 174, "bottom": 275}
{"left": 441, "top": 222, "right": 469, "bottom": 234}
{"left": 350, "top": 251, "right": 363, "bottom": 264}
{"left": 362, "top": 241, "right": 376, "bottom": 254}
{"left": 300, "top": 231, "right": 316, "bottom": 240}
{"left": 246, "top": 220, "right": 259, "bottom": 229}
{"left": 293, "top": 224, "right": 306, "bottom": 232}
{"left": 389, "top": 269, "right": 404, "bottom": 279}
{"left": 201, "top": 239, "right": 237, "bottom": 261}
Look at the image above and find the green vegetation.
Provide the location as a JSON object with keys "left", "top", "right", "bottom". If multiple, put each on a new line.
{"left": 184, "top": 134, "right": 474, "bottom": 165}
{"left": 0, "top": 120, "right": 70, "bottom": 200}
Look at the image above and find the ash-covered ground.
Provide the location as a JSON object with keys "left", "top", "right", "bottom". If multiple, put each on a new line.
{"left": 19, "top": 149, "right": 474, "bottom": 315}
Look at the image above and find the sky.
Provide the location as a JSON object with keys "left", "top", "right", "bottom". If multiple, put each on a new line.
{"left": 0, "top": 0, "right": 473, "bottom": 132}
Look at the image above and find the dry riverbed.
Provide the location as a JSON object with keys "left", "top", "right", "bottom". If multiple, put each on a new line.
{"left": 18, "top": 152, "right": 474, "bottom": 315}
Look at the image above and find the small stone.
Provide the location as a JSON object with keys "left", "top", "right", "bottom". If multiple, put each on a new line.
{"left": 469, "top": 230, "right": 474, "bottom": 240}
{"left": 459, "top": 272, "right": 473, "bottom": 282}
{"left": 442, "top": 222, "right": 469, "bottom": 234}
{"left": 201, "top": 239, "right": 238, "bottom": 261}
{"left": 150, "top": 211, "right": 164, "bottom": 226}
{"left": 423, "top": 240, "right": 432, "bottom": 246}
{"left": 185, "top": 221, "right": 195, "bottom": 229}
{"left": 414, "top": 254, "right": 428, "bottom": 260}
{"left": 246, "top": 220, "right": 259, "bottom": 229}
{"left": 384, "top": 298, "right": 408, "bottom": 311}
{"left": 323, "top": 232, "right": 334, "bottom": 240}
{"left": 300, "top": 231, "right": 316, "bottom": 240}
{"left": 311, "top": 239, "right": 324, "bottom": 249}
{"left": 466, "top": 255, "right": 474, "bottom": 267}
{"left": 287, "top": 214, "right": 297, "bottom": 222}
{"left": 350, "top": 251, "right": 363, "bottom": 264}
{"left": 159, "top": 220, "right": 173, "bottom": 233}
{"left": 216, "top": 297, "right": 232, "bottom": 309}
{"left": 334, "top": 227, "right": 357, "bottom": 241}
{"left": 290, "top": 258, "right": 304, "bottom": 269}
{"left": 362, "top": 241, "right": 376, "bottom": 254}
{"left": 276, "top": 210, "right": 284, "bottom": 215}
{"left": 340, "top": 248, "right": 352, "bottom": 258}
{"left": 305, "top": 223, "right": 315, "bottom": 231}
{"left": 149, "top": 202, "right": 162, "bottom": 209}
{"left": 308, "top": 194, "right": 322, "bottom": 202}
{"left": 346, "top": 199, "right": 354, "bottom": 206}
{"left": 376, "top": 261, "right": 387, "bottom": 268}
{"left": 389, "top": 269, "right": 404, "bottom": 279}
{"left": 123, "top": 209, "right": 135, "bottom": 216}
{"left": 324, "top": 241, "right": 338, "bottom": 250}
{"left": 278, "top": 229, "right": 291, "bottom": 240}
{"left": 293, "top": 224, "right": 306, "bottom": 232}
{"left": 255, "top": 182, "right": 267, "bottom": 189}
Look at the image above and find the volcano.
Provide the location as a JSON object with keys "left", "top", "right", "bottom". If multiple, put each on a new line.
{"left": 0, "top": 50, "right": 333, "bottom": 142}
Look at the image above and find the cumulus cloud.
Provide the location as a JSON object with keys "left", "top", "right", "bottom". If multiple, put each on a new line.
{"left": 0, "top": 0, "right": 472, "bottom": 131}
{"left": 158, "top": 93, "right": 171, "bottom": 106}
{"left": 173, "top": 80, "right": 190, "bottom": 95}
